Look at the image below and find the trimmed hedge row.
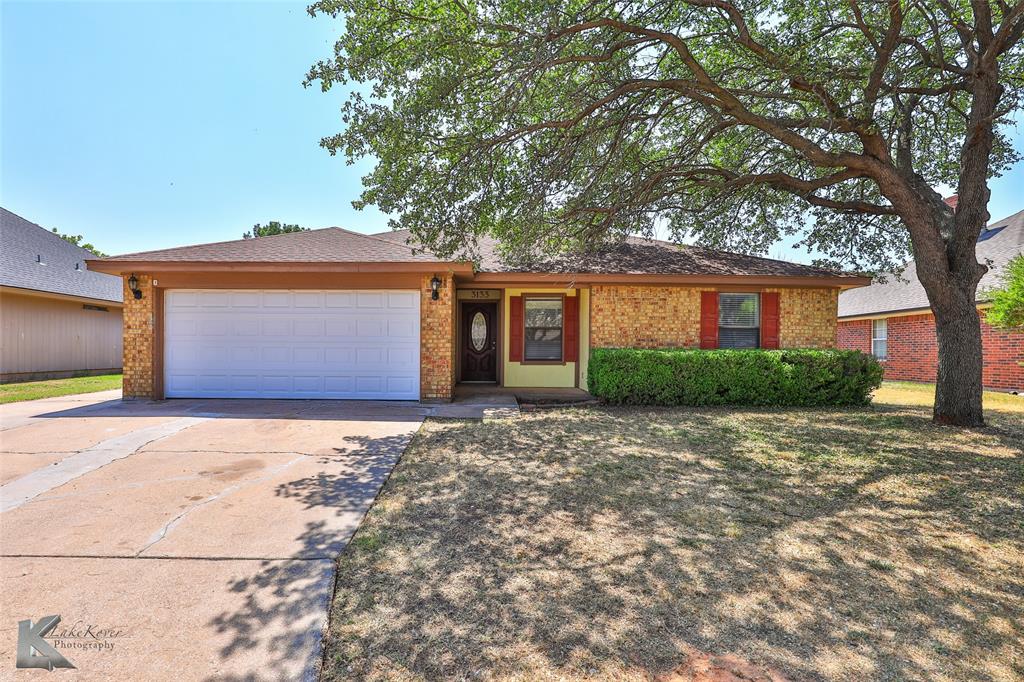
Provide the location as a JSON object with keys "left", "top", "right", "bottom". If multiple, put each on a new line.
{"left": 588, "top": 348, "right": 883, "bottom": 407}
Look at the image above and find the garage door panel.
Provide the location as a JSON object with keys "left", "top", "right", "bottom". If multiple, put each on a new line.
{"left": 164, "top": 289, "right": 420, "bottom": 400}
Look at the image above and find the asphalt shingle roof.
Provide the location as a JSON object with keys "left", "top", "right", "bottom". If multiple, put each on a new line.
{"left": 104, "top": 227, "right": 439, "bottom": 263}
{"left": 1, "top": 208, "right": 122, "bottom": 303}
{"left": 838, "top": 208, "right": 1024, "bottom": 318}
{"left": 372, "top": 229, "right": 853, "bottom": 279}
{"left": 94, "top": 222, "right": 859, "bottom": 281}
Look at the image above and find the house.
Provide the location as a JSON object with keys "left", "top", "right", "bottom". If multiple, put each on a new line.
{"left": 838, "top": 207, "right": 1024, "bottom": 392}
{"left": 85, "top": 228, "right": 868, "bottom": 401}
{"left": 0, "top": 208, "right": 123, "bottom": 382}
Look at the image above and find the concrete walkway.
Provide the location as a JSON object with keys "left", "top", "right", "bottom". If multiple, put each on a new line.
{"left": 0, "top": 392, "right": 425, "bottom": 680}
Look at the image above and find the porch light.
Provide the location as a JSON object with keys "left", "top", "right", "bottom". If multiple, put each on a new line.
{"left": 128, "top": 273, "right": 143, "bottom": 300}
{"left": 430, "top": 275, "right": 442, "bottom": 301}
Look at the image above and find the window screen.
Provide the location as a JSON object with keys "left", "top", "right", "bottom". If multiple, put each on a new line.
{"left": 872, "top": 319, "right": 888, "bottom": 359}
{"left": 719, "top": 293, "right": 760, "bottom": 349}
{"left": 524, "top": 298, "right": 563, "bottom": 360}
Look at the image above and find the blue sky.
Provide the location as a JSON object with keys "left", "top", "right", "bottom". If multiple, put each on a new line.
{"left": 2, "top": 1, "right": 1022, "bottom": 262}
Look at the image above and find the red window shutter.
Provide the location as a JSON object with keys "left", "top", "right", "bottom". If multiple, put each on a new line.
{"left": 761, "top": 292, "right": 780, "bottom": 349}
{"left": 700, "top": 291, "right": 718, "bottom": 349}
{"left": 509, "top": 296, "right": 524, "bottom": 362}
{"left": 563, "top": 295, "right": 579, "bottom": 362}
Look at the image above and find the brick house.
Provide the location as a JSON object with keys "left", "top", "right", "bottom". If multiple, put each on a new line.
{"left": 86, "top": 229, "right": 867, "bottom": 401}
{"left": 838, "top": 208, "right": 1024, "bottom": 392}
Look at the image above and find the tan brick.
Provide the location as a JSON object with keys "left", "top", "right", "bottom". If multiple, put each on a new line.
{"left": 121, "top": 274, "right": 155, "bottom": 399}
{"left": 419, "top": 273, "right": 455, "bottom": 400}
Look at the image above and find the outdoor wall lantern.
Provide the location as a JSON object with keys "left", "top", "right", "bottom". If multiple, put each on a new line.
{"left": 430, "top": 275, "right": 442, "bottom": 301}
{"left": 128, "top": 273, "right": 143, "bottom": 300}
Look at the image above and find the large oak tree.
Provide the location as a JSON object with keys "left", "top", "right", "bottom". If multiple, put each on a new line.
{"left": 307, "top": 0, "right": 1024, "bottom": 426}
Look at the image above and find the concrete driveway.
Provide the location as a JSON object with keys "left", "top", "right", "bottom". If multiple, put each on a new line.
{"left": 0, "top": 391, "right": 427, "bottom": 680}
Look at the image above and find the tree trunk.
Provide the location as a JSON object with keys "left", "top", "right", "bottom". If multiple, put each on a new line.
{"left": 932, "top": 296, "right": 986, "bottom": 426}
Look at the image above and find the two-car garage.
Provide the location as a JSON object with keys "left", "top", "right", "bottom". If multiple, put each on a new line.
{"left": 163, "top": 289, "right": 421, "bottom": 400}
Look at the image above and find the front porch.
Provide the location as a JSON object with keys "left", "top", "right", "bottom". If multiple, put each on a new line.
{"left": 453, "top": 383, "right": 595, "bottom": 404}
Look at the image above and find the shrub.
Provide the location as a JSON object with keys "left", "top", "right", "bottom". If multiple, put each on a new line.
{"left": 588, "top": 348, "right": 883, "bottom": 407}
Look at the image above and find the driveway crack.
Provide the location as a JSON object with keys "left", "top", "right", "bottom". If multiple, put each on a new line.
{"left": 136, "top": 454, "right": 306, "bottom": 556}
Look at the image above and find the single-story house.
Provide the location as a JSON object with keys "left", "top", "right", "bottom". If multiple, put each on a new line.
{"left": 1, "top": 208, "right": 123, "bottom": 382}
{"left": 86, "top": 228, "right": 868, "bottom": 401}
{"left": 838, "top": 207, "right": 1024, "bottom": 392}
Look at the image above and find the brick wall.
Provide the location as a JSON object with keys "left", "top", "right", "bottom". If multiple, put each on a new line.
{"left": 837, "top": 312, "right": 1024, "bottom": 391}
{"left": 769, "top": 287, "right": 838, "bottom": 348}
{"left": 590, "top": 285, "right": 838, "bottom": 349}
{"left": 837, "top": 318, "right": 871, "bottom": 353}
{"left": 122, "top": 274, "right": 155, "bottom": 399}
{"left": 420, "top": 273, "right": 455, "bottom": 400}
{"left": 590, "top": 285, "right": 708, "bottom": 348}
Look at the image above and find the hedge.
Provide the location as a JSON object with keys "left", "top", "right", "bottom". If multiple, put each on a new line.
{"left": 587, "top": 348, "right": 883, "bottom": 407}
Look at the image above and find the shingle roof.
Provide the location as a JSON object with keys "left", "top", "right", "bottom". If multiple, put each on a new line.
{"left": 1, "top": 208, "right": 122, "bottom": 303}
{"left": 373, "top": 229, "right": 854, "bottom": 279}
{"left": 838, "top": 208, "right": 1024, "bottom": 318}
{"left": 102, "top": 227, "right": 440, "bottom": 263}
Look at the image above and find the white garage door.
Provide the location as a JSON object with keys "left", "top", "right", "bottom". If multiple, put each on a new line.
{"left": 164, "top": 289, "right": 420, "bottom": 400}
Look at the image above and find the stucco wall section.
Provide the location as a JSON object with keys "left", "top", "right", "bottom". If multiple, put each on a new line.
{"left": 590, "top": 285, "right": 709, "bottom": 349}
{"left": 420, "top": 273, "right": 455, "bottom": 400}
{"left": 122, "top": 275, "right": 155, "bottom": 399}
{"left": 769, "top": 287, "right": 838, "bottom": 348}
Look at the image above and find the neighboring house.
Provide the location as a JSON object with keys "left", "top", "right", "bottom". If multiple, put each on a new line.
{"left": 838, "top": 207, "right": 1024, "bottom": 392}
{"left": 1, "top": 208, "right": 123, "bottom": 382}
{"left": 86, "top": 228, "right": 868, "bottom": 401}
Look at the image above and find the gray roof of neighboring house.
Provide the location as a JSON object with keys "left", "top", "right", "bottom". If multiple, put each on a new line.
{"left": 0, "top": 208, "right": 122, "bottom": 303}
{"left": 372, "top": 229, "right": 855, "bottom": 279}
{"left": 838, "top": 208, "right": 1024, "bottom": 318}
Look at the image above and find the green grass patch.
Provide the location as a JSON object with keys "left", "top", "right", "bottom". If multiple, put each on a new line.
{"left": 0, "top": 374, "right": 122, "bottom": 404}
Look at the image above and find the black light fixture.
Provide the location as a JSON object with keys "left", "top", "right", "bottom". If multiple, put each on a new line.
{"left": 128, "top": 273, "right": 143, "bottom": 300}
{"left": 430, "top": 275, "right": 442, "bottom": 301}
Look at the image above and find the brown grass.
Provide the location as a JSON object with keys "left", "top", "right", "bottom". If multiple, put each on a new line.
{"left": 322, "top": 384, "right": 1024, "bottom": 681}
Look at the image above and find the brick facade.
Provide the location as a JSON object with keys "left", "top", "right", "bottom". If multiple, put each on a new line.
{"left": 122, "top": 274, "right": 155, "bottom": 399}
{"left": 769, "top": 287, "right": 838, "bottom": 348}
{"left": 838, "top": 312, "right": 1024, "bottom": 391}
{"left": 590, "top": 285, "right": 838, "bottom": 349}
{"left": 590, "top": 285, "right": 709, "bottom": 348}
{"left": 419, "top": 273, "right": 455, "bottom": 400}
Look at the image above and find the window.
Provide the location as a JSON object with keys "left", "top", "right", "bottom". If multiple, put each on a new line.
{"left": 718, "top": 293, "right": 760, "bottom": 348}
{"left": 524, "top": 297, "right": 563, "bottom": 361}
{"left": 872, "top": 319, "right": 888, "bottom": 359}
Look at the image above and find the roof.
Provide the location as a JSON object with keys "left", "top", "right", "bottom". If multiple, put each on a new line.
{"left": 372, "top": 229, "right": 856, "bottom": 280}
{"left": 1, "top": 208, "right": 122, "bottom": 304}
{"left": 88, "top": 222, "right": 863, "bottom": 284}
{"left": 102, "top": 227, "right": 440, "bottom": 264}
{"left": 838, "top": 207, "right": 1024, "bottom": 318}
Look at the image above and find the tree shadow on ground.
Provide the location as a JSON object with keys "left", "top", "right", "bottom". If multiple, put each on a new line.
{"left": 203, "top": 430, "right": 417, "bottom": 681}
{"left": 315, "top": 404, "right": 1023, "bottom": 681}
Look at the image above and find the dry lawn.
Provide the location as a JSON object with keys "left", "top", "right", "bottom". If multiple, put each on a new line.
{"left": 322, "top": 384, "right": 1024, "bottom": 681}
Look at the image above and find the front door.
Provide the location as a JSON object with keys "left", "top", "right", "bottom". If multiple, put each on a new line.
{"left": 461, "top": 302, "right": 498, "bottom": 382}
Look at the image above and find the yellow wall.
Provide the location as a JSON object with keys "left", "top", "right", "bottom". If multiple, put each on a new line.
{"left": 503, "top": 287, "right": 587, "bottom": 388}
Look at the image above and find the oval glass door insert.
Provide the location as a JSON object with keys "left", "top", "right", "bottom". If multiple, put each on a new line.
{"left": 470, "top": 312, "right": 487, "bottom": 351}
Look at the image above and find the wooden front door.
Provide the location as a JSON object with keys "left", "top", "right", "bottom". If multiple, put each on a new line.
{"left": 461, "top": 302, "right": 498, "bottom": 382}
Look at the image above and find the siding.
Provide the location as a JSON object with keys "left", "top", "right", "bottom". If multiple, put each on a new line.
{"left": 0, "top": 290, "right": 123, "bottom": 380}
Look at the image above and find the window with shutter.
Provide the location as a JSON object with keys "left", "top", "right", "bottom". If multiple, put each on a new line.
{"left": 524, "top": 297, "right": 563, "bottom": 361}
{"left": 718, "top": 293, "right": 760, "bottom": 348}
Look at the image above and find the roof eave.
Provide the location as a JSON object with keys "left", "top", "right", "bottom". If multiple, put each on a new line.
{"left": 467, "top": 271, "right": 871, "bottom": 288}
{"left": 86, "top": 260, "right": 474, "bottom": 275}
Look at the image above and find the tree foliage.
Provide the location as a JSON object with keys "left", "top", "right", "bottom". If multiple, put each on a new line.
{"left": 306, "top": 0, "right": 1024, "bottom": 272}
{"left": 984, "top": 253, "right": 1024, "bottom": 328}
{"left": 51, "top": 228, "right": 107, "bottom": 257}
{"left": 242, "top": 221, "right": 310, "bottom": 239}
